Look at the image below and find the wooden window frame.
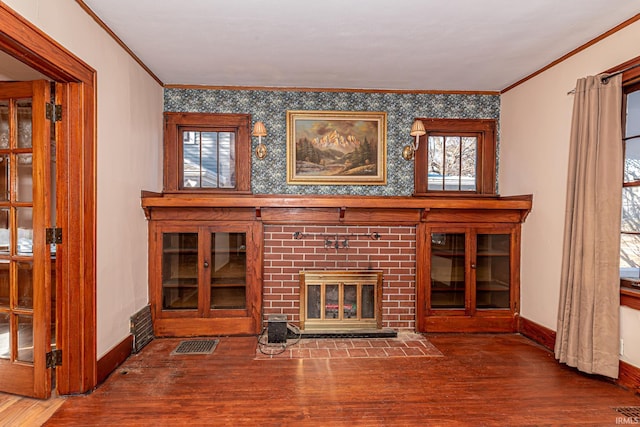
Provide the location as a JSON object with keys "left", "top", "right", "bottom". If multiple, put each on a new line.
{"left": 163, "top": 112, "right": 251, "bottom": 193}
{"left": 413, "top": 118, "right": 497, "bottom": 196}
{"left": 615, "top": 55, "right": 640, "bottom": 308}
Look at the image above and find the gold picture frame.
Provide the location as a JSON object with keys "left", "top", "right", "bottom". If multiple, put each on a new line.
{"left": 286, "top": 110, "right": 387, "bottom": 185}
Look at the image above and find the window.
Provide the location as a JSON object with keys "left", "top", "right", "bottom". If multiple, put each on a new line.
{"left": 616, "top": 57, "right": 640, "bottom": 308}
{"left": 163, "top": 113, "right": 251, "bottom": 193}
{"left": 621, "top": 82, "right": 640, "bottom": 285}
{"left": 414, "top": 118, "right": 497, "bottom": 195}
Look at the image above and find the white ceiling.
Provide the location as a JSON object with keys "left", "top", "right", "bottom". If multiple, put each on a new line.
{"left": 80, "top": 1, "right": 638, "bottom": 91}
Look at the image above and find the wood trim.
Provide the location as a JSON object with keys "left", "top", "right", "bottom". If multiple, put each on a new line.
{"left": 621, "top": 287, "right": 640, "bottom": 310}
{"left": 0, "top": 3, "right": 95, "bottom": 83}
{"left": 619, "top": 361, "right": 640, "bottom": 394}
{"left": 0, "top": 3, "right": 97, "bottom": 395}
{"left": 163, "top": 84, "right": 499, "bottom": 96}
{"left": 142, "top": 193, "right": 533, "bottom": 214}
{"left": 75, "top": 1, "right": 163, "bottom": 86}
{"left": 518, "top": 317, "right": 556, "bottom": 352}
{"left": 501, "top": 13, "right": 640, "bottom": 93}
{"left": 96, "top": 335, "right": 133, "bottom": 385}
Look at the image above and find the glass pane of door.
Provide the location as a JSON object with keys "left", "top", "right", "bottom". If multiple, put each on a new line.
{"left": 476, "top": 234, "right": 510, "bottom": 309}
{"left": 306, "top": 285, "right": 321, "bottom": 319}
{"left": 430, "top": 232, "right": 465, "bottom": 309}
{"left": 162, "top": 232, "right": 198, "bottom": 310}
{"left": 361, "top": 285, "right": 375, "bottom": 318}
{"left": 210, "top": 232, "right": 246, "bottom": 309}
{"left": 325, "top": 284, "right": 339, "bottom": 319}
{"left": 343, "top": 284, "right": 357, "bottom": 319}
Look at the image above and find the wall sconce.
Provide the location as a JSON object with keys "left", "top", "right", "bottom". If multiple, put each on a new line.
{"left": 402, "top": 119, "right": 426, "bottom": 160}
{"left": 253, "top": 121, "right": 267, "bottom": 159}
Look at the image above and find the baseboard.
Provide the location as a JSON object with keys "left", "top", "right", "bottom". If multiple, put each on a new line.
{"left": 619, "top": 361, "right": 640, "bottom": 394}
{"left": 518, "top": 316, "right": 640, "bottom": 394}
{"left": 518, "top": 316, "right": 556, "bottom": 352}
{"left": 96, "top": 335, "right": 133, "bottom": 385}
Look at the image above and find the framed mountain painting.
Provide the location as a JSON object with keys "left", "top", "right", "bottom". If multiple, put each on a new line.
{"left": 286, "top": 110, "right": 387, "bottom": 185}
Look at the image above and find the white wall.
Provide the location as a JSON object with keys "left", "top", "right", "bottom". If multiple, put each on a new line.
{"left": 3, "top": 0, "right": 164, "bottom": 358}
{"left": 500, "top": 20, "right": 640, "bottom": 367}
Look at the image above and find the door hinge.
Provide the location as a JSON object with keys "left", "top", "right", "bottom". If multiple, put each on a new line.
{"left": 46, "top": 227, "right": 62, "bottom": 245}
{"left": 46, "top": 349, "right": 62, "bottom": 368}
{"left": 45, "top": 103, "right": 62, "bottom": 122}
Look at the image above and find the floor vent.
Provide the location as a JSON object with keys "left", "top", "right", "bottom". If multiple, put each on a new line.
{"left": 614, "top": 407, "right": 640, "bottom": 418}
{"left": 130, "top": 305, "right": 154, "bottom": 354}
{"left": 171, "top": 339, "right": 218, "bottom": 355}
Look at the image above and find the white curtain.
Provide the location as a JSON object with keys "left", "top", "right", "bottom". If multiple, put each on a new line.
{"left": 555, "top": 74, "right": 623, "bottom": 379}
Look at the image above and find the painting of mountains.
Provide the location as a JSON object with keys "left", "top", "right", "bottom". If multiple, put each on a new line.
{"left": 286, "top": 111, "right": 387, "bottom": 185}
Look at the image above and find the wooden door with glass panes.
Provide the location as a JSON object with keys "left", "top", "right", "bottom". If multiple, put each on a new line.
{"left": 418, "top": 224, "right": 519, "bottom": 333}
{"left": 0, "top": 81, "right": 54, "bottom": 398}
{"left": 150, "top": 221, "right": 262, "bottom": 336}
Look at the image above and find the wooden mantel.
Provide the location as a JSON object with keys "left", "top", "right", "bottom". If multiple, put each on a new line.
{"left": 141, "top": 191, "right": 533, "bottom": 225}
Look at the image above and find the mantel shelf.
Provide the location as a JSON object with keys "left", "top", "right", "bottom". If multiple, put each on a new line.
{"left": 141, "top": 191, "right": 533, "bottom": 225}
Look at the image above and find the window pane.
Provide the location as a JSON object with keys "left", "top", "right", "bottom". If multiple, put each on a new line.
{"left": 0, "top": 154, "right": 9, "bottom": 202}
{"left": 621, "top": 233, "right": 640, "bottom": 278}
{"left": 428, "top": 135, "right": 477, "bottom": 191}
{"left": 461, "top": 137, "right": 477, "bottom": 191}
{"left": 621, "top": 186, "right": 640, "bottom": 232}
{"left": 428, "top": 136, "right": 444, "bottom": 190}
{"left": 218, "top": 132, "right": 235, "bottom": 188}
{"left": 624, "top": 137, "right": 640, "bottom": 182}
{"left": 182, "top": 130, "right": 236, "bottom": 189}
{"left": 444, "top": 136, "right": 461, "bottom": 190}
{"left": 627, "top": 90, "right": 640, "bottom": 137}
{"left": 200, "top": 132, "right": 218, "bottom": 188}
{"left": 183, "top": 131, "right": 201, "bottom": 188}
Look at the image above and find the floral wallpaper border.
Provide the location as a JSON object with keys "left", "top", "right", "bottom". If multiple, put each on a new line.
{"left": 164, "top": 88, "right": 500, "bottom": 196}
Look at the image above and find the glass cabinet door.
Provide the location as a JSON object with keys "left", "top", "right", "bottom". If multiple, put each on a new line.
{"left": 475, "top": 233, "right": 511, "bottom": 309}
{"left": 161, "top": 232, "right": 198, "bottom": 310}
{"left": 210, "top": 231, "right": 246, "bottom": 310}
{"left": 430, "top": 232, "right": 466, "bottom": 309}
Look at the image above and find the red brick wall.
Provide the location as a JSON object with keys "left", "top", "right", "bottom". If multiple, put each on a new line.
{"left": 262, "top": 225, "right": 416, "bottom": 331}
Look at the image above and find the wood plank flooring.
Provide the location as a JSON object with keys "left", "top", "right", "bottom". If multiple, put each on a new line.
{"left": 35, "top": 334, "right": 640, "bottom": 425}
{"left": 0, "top": 393, "right": 64, "bottom": 427}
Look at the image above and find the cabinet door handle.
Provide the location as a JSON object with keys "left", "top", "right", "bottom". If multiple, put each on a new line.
{"left": 204, "top": 261, "right": 209, "bottom": 268}
{"left": 471, "top": 263, "right": 477, "bottom": 269}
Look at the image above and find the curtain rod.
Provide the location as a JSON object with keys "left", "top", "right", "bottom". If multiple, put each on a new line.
{"left": 567, "top": 62, "right": 640, "bottom": 95}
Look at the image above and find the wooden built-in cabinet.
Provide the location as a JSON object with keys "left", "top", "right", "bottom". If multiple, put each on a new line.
{"left": 142, "top": 192, "right": 531, "bottom": 336}
{"left": 417, "top": 216, "right": 522, "bottom": 332}
{"left": 148, "top": 219, "right": 262, "bottom": 337}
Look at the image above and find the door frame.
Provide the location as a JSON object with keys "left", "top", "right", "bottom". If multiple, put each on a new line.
{"left": 0, "top": 3, "right": 97, "bottom": 394}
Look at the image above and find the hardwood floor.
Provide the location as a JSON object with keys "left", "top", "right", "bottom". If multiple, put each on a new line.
{"left": 38, "top": 334, "right": 640, "bottom": 426}
{"left": 0, "top": 393, "right": 64, "bottom": 426}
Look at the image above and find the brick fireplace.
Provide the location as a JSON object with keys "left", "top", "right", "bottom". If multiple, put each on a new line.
{"left": 262, "top": 225, "right": 417, "bottom": 331}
